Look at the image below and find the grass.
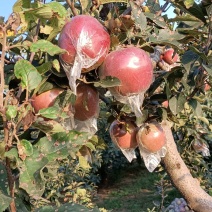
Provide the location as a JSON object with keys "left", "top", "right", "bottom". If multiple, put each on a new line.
{"left": 94, "top": 161, "right": 181, "bottom": 212}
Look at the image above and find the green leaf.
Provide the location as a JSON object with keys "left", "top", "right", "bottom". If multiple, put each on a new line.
{"left": 149, "top": 29, "right": 185, "bottom": 48}
{"left": 52, "top": 59, "right": 60, "bottom": 72}
{"left": 0, "top": 191, "right": 12, "bottom": 212}
{"left": 130, "top": 1, "right": 147, "bottom": 31}
{"left": 169, "top": 93, "right": 186, "bottom": 115}
{"left": 32, "top": 119, "right": 65, "bottom": 134}
{"left": 20, "top": 139, "right": 33, "bottom": 157}
{"left": 33, "top": 6, "right": 53, "bottom": 19}
{"left": 35, "top": 131, "right": 91, "bottom": 162}
{"left": 36, "top": 62, "right": 53, "bottom": 75}
{"left": 47, "top": 2, "right": 67, "bottom": 18}
{"left": 0, "top": 163, "right": 9, "bottom": 195}
{"left": 30, "top": 40, "right": 66, "bottom": 56}
{"left": 101, "top": 0, "right": 128, "bottom": 3}
{"left": 36, "top": 203, "right": 101, "bottom": 212}
{"left": 184, "top": 0, "right": 195, "bottom": 9}
{"left": 202, "top": 64, "right": 212, "bottom": 77}
{"left": 188, "top": 46, "right": 208, "bottom": 63}
{"left": 144, "top": 12, "right": 166, "bottom": 29}
{"left": 14, "top": 60, "right": 42, "bottom": 91}
{"left": 5, "top": 148, "right": 48, "bottom": 197}
{"left": 78, "top": 155, "right": 91, "bottom": 169}
{"left": 38, "top": 106, "right": 61, "bottom": 119}
{"left": 94, "top": 76, "right": 121, "bottom": 88}
{"left": 181, "top": 50, "right": 199, "bottom": 73}
{"left": 188, "top": 98, "right": 203, "bottom": 117}
{"left": 6, "top": 105, "right": 18, "bottom": 120}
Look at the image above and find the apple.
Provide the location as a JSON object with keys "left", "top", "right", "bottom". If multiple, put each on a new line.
{"left": 109, "top": 120, "right": 138, "bottom": 149}
{"left": 162, "top": 48, "right": 179, "bottom": 65}
{"left": 31, "top": 88, "right": 64, "bottom": 113}
{"left": 99, "top": 47, "right": 153, "bottom": 96}
{"left": 162, "top": 100, "right": 169, "bottom": 108}
{"left": 73, "top": 83, "right": 99, "bottom": 121}
{"left": 136, "top": 122, "right": 166, "bottom": 153}
{"left": 58, "top": 15, "right": 110, "bottom": 72}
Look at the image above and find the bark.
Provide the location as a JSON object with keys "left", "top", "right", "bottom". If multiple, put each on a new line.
{"left": 161, "top": 121, "right": 212, "bottom": 212}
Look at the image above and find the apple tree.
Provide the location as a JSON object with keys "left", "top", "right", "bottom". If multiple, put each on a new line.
{"left": 0, "top": 0, "right": 212, "bottom": 211}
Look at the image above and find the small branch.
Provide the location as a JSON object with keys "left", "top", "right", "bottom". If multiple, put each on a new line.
{"left": 29, "top": 19, "right": 41, "bottom": 63}
{"left": 156, "top": 0, "right": 171, "bottom": 16}
{"left": 5, "top": 158, "right": 16, "bottom": 212}
{"left": 0, "top": 26, "right": 7, "bottom": 108}
{"left": 66, "top": 0, "right": 78, "bottom": 16}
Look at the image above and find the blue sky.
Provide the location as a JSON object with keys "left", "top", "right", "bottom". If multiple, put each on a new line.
{"left": 0, "top": 0, "right": 175, "bottom": 21}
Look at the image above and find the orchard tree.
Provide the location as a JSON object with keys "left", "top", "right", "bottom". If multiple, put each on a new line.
{"left": 0, "top": 0, "right": 212, "bottom": 211}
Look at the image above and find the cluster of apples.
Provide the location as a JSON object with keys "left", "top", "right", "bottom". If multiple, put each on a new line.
{"left": 30, "top": 15, "right": 172, "bottom": 154}
{"left": 109, "top": 120, "right": 166, "bottom": 154}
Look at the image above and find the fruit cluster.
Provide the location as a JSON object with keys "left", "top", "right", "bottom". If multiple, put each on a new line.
{"left": 109, "top": 120, "right": 166, "bottom": 153}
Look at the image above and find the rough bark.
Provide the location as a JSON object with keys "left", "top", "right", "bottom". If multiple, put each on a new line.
{"left": 161, "top": 121, "right": 212, "bottom": 212}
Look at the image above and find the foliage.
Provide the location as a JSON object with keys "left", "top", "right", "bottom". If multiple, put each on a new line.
{"left": 0, "top": 0, "right": 212, "bottom": 211}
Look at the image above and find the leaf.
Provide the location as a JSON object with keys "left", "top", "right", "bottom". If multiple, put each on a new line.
{"left": 47, "top": 2, "right": 67, "bottom": 18}
{"left": 202, "top": 64, "right": 212, "bottom": 77}
{"left": 52, "top": 59, "right": 60, "bottom": 72}
{"left": 6, "top": 105, "right": 18, "bottom": 120}
{"left": 33, "top": 6, "right": 53, "bottom": 19}
{"left": 30, "top": 40, "right": 66, "bottom": 56}
{"left": 36, "top": 62, "right": 53, "bottom": 75}
{"left": 0, "top": 163, "right": 9, "bottom": 195}
{"left": 184, "top": 0, "right": 195, "bottom": 9}
{"left": 188, "top": 98, "right": 203, "bottom": 117}
{"left": 94, "top": 76, "right": 121, "bottom": 88}
{"left": 172, "top": 1, "right": 206, "bottom": 23}
{"left": 169, "top": 93, "right": 186, "bottom": 115}
{"left": 181, "top": 50, "right": 199, "bottom": 73}
{"left": 130, "top": 1, "right": 147, "bottom": 31}
{"left": 36, "top": 203, "right": 101, "bottom": 212}
{"left": 5, "top": 148, "right": 48, "bottom": 197}
{"left": 17, "top": 139, "right": 33, "bottom": 161}
{"left": 35, "top": 131, "right": 91, "bottom": 162}
{"left": 32, "top": 119, "right": 65, "bottom": 134}
{"left": 144, "top": 12, "right": 166, "bottom": 29}
{"left": 14, "top": 60, "right": 42, "bottom": 91}
{"left": 78, "top": 155, "right": 91, "bottom": 169}
{"left": 188, "top": 46, "right": 208, "bottom": 63}
{"left": 38, "top": 106, "right": 61, "bottom": 119}
{"left": 0, "top": 191, "right": 12, "bottom": 212}
{"left": 149, "top": 29, "right": 185, "bottom": 48}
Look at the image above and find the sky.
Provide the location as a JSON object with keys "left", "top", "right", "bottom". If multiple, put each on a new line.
{"left": 0, "top": 0, "right": 175, "bottom": 22}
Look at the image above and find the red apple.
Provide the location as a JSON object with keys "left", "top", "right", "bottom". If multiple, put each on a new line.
{"left": 31, "top": 88, "right": 64, "bottom": 113}
{"left": 109, "top": 120, "right": 138, "bottom": 149}
{"left": 74, "top": 83, "right": 99, "bottom": 121}
{"left": 162, "top": 48, "right": 179, "bottom": 65}
{"left": 58, "top": 15, "right": 110, "bottom": 72}
{"left": 136, "top": 122, "right": 166, "bottom": 153}
{"left": 162, "top": 100, "right": 169, "bottom": 108}
{"left": 99, "top": 47, "right": 153, "bottom": 96}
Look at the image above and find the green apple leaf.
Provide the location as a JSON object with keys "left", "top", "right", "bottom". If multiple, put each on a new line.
{"left": 14, "top": 60, "right": 42, "bottom": 92}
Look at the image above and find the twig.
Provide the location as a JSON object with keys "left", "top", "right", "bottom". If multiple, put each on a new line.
{"left": 0, "top": 26, "right": 6, "bottom": 108}
{"left": 156, "top": 0, "right": 171, "bottom": 16}
{"left": 29, "top": 19, "right": 41, "bottom": 63}
{"left": 66, "top": 0, "right": 78, "bottom": 16}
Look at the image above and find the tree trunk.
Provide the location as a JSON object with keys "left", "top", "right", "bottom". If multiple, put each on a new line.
{"left": 161, "top": 121, "right": 212, "bottom": 212}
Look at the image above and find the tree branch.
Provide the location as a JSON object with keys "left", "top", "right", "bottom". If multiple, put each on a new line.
{"left": 161, "top": 121, "right": 212, "bottom": 212}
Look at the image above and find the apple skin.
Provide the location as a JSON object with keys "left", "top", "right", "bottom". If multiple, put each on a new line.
{"left": 162, "top": 100, "right": 169, "bottom": 108}
{"left": 136, "top": 122, "right": 166, "bottom": 153}
{"left": 31, "top": 88, "right": 64, "bottom": 113}
{"left": 109, "top": 120, "right": 138, "bottom": 149}
{"left": 99, "top": 47, "right": 153, "bottom": 96}
{"left": 74, "top": 83, "right": 99, "bottom": 121}
{"left": 162, "top": 48, "right": 179, "bottom": 65}
{"left": 58, "top": 15, "right": 110, "bottom": 72}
